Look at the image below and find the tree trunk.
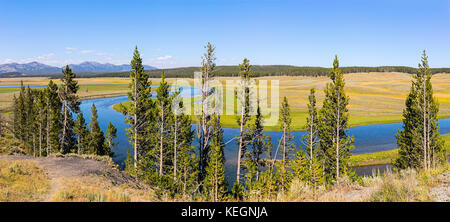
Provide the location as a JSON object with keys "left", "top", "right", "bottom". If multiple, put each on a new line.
{"left": 423, "top": 79, "right": 427, "bottom": 170}
{"left": 336, "top": 86, "right": 341, "bottom": 180}
{"left": 214, "top": 157, "right": 218, "bottom": 202}
{"left": 174, "top": 114, "right": 177, "bottom": 182}
{"left": 283, "top": 122, "right": 286, "bottom": 165}
{"left": 309, "top": 114, "right": 313, "bottom": 170}
{"left": 33, "top": 134, "right": 36, "bottom": 157}
{"left": 236, "top": 101, "right": 245, "bottom": 184}
{"left": 77, "top": 135, "right": 81, "bottom": 155}
{"left": 133, "top": 78, "right": 138, "bottom": 169}
{"left": 46, "top": 114, "right": 50, "bottom": 156}
{"left": 61, "top": 104, "right": 67, "bottom": 153}
{"left": 39, "top": 120, "right": 42, "bottom": 157}
{"left": 159, "top": 101, "right": 164, "bottom": 176}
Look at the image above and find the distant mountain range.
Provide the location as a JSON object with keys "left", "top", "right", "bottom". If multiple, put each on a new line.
{"left": 0, "top": 61, "right": 157, "bottom": 76}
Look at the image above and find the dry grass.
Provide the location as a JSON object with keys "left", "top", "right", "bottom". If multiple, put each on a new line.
{"left": 261, "top": 163, "right": 449, "bottom": 202}
{"left": 51, "top": 176, "right": 156, "bottom": 202}
{"left": 0, "top": 160, "right": 51, "bottom": 202}
{"left": 0, "top": 134, "right": 26, "bottom": 155}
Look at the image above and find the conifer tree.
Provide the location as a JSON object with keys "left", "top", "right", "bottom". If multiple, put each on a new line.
{"left": 291, "top": 149, "right": 310, "bottom": 183}
{"left": 88, "top": 104, "right": 106, "bottom": 155}
{"left": 105, "top": 122, "right": 117, "bottom": 157}
{"left": 15, "top": 81, "right": 26, "bottom": 141}
{"left": 171, "top": 88, "right": 195, "bottom": 183}
{"left": 204, "top": 115, "right": 227, "bottom": 202}
{"left": 59, "top": 65, "right": 80, "bottom": 153}
{"left": 25, "top": 86, "right": 37, "bottom": 155}
{"left": 318, "top": 56, "right": 354, "bottom": 183}
{"left": 124, "top": 47, "right": 153, "bottom": 169}
{"left": 236, "top": 58, "right": 253, "bottom": 185}
{"left": 36, "top": 90, "right": 47, "bottom": 157}
{"left": 156, "top": 70, "right": 172, "bottom": 176}
{"left": 74, "top": 113, "right": 88, "bottom": 155}
{"left": 277, "top": 96, "right": 294, "bottom": 191}
{"left": 198, "top": 42, "right": 216, "bottom": 182}
{"left": 244, "top": 101, "right": 271, "bottom": 187}
{"left": 303, "top": 88, "right": 319, "bottom": 169}
{"left": 46, "top": 80, "right": 62, "bottom": 155}
{"left": 395, "top": 51, "right": 444, "bottom": 169}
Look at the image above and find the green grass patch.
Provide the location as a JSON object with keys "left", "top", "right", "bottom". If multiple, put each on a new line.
{"left": 349, "top": 133, "right": 450, "bottom": 167}
{"left": 349, "top": 149, "right": 398, "bottom": 167}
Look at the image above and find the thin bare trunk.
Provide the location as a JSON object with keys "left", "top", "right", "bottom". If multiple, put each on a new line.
{"left": 133, "top": 78, "right": 138, "bottom": 169}
{"left": 309, "top": 114, "right": 313, "bottom": 170}
{"left": 39, "top": 121, "right": 42, "bottom": 157}
{"left": 33, "top": 134, "right": 36, "bottom": 157}
{"left": 174, "top": 115, "right": 177, "bottom": 181}
{"left": 423, "top": 79, "right": 427, "bottom": 170}
{"left": 236, "top": 102, "right": 245, "bottom": 184}
{"left": 159, "top": 102, "right": 164, "bottom": 176}
{"left": 336, "top": 83, "right": 340, "bottom": 180}
{"left": 46, "top": 114, "right": 50, "bottom": 156}
{"left": 214, "top": 157, "right": 218, "bottom": 202}
{"left": 60, "top": 104, "right": 67, "bottom": 153}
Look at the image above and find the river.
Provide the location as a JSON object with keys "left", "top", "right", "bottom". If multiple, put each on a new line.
{"left": 76, "top": 87, "right": 450, "bottom": 184}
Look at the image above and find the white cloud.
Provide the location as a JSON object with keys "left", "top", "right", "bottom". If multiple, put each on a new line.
{"left": 157, "top": 55, "right": 172, "bottom": 61}
{"left": 80, "top": 49, "right": 95, "bottom": 54}
{"left": 65, "top": 47, "right": 77, "bottom": 51}
{"left": 1, "top": 58, "right": 16, "bottom": 64}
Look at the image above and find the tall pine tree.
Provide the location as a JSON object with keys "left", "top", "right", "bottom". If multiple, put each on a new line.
{"left": 204, "top": 115, "right": 227, "bottom": 202}
{"left": 277, "top": 96, "right": 295, "bottom": 191}
{"left": 46, "top": 80, "right": 62, "bottom": 155}
{"left": 59, "top": 65, "right": 80, "bottom": 154}
{"left": 394, "top": 51, "right": 444, "bottom": 169}
{"left": 88, "top": 104, "right": 106, "bottom": 155}
{"left": 236, "top": 58, "right": 253, "bottom": 185}
{"left": 198, "top": 42, "right": 216, "bottom": 182}
{"left": 124, "top": 47, "right": 153, "bottom": 170}
{"left": 318, "top": 56, "right": 354, "bottom": 184}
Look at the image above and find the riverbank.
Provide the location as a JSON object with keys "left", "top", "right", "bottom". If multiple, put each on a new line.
{"left": 349, "top": 133, "right": 450, "bottom": 167}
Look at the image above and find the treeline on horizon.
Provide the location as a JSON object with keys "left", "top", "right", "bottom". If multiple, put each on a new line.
{"left": 12, "top": 65, "right": 447, "bottom": 79}
{"left": 88, "top": 65, "right": 450, "bottom": 78}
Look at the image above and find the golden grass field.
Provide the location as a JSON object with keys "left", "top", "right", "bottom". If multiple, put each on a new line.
{"left": 1, "top": 72, "right": 449, "bottom": 130}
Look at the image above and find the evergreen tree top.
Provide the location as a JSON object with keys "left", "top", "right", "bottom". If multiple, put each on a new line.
{"left": 238, "top": 58, "right": 253, "bottom": 80}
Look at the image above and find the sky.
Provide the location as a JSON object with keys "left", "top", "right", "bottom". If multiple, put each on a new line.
{"left": 0, "top": 0, "right": 449, "bottom": 68}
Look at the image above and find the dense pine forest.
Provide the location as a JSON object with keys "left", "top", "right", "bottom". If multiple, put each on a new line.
{"left": 84, "top": 65, "right": 450, "bottom": 78}
{"left": 13, "top": 65, "right": 449, "bottom": 79}
{"left": 6, "top": 44, "right": 446, "bottom": 201}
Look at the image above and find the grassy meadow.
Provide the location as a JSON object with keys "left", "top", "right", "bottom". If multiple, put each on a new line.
{"left": 1, "top": 72, "right": 450, "bottom": 130}
{"left": 111, "top": 72, "right": 450, "bottom": 130}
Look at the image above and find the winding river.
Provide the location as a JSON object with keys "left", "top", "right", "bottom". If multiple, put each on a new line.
{"left": 75, "top": 86, "right": 450, "bottom": 184}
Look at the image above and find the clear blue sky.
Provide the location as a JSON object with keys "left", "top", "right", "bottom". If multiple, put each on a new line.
{"left": 1, "top": 0, "right": 449, "bottom": 68}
